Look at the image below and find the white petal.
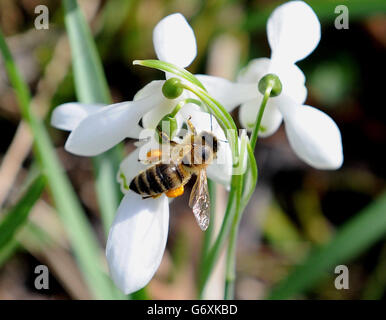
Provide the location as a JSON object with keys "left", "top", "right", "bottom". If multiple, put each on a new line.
{"left": 267, "top": 1, "right": 321, "bottom": 64}
{"left": 153, "top": 13, "right": 197, "bottom": 68}
{"left": 237, "top": 58, "right": 307, "bottom": 105}
{"left": 237, "top": 58, "right": 271, "bottom": 83}
{"left": 273, "top": 63, "right": 307, "bottom": 104}
{"left": 142, "top": 99, "right": 177, "bottom": 130}
{"left": 65, "top": 94, "right": 163, "bottom": 156}
{"left": 239, "top": 98, "right": 283, "bottom": 137}
{"left": 51, "top": 103, "right": 103, "bottom": 131}
{"left": 278, "top": 97, "right": 343, "bottom": 169}
{"left": 196, "top": 74, "right": 257, "bottom": 111}
{"left": 106, "top": 192, "right": 169, "bottom": 294}
{"left": 133, "top": 80, "right": 165, "bottom": 101}
{"left": 117, "top": 148, "right": 147, "bottom": 194}
{"left": 134, "top": 80, "right": 186, "bottom": 130}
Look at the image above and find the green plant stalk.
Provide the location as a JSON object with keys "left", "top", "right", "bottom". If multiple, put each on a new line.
{"left": 250, "top": 85, "right": 273, "bottom": 149}
{"left": 240, "top": 143, "right": 259, "bottom": 213}
{"left": 224, "top": 138, "right": 247, "bottom": 300}
{"left": 224, "top": 84, "right": 271, "bottom": 299}
{"left": 63, "top": 0, "right": 122, "bottom": 236}
{"left": 198, "top": 173, "right": 241, "bottom": 297}
{"left": 224, "top": 138, "right": 259, "bottom": 299}
{"left": 268, "top": 191, "right": 386, "bottom": 299}
{"left": 0, "top": 30, "right": 115, "bottom": 299}
{"left": 198, "top": 136, "right": 258, "bottom": 298}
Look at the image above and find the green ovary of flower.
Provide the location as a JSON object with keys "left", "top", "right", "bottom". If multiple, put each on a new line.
{"left": 162, "top": 77, "right": 183, "bottom": 99}
{"left": 258, "top": 73, "right": 282, "bottom": 97}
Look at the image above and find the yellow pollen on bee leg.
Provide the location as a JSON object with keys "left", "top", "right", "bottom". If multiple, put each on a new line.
{"left": 146, "top": 149, "right": 162, "bottom": 161}
{"left": 166, "top": 185, "right": 184, "bottom": 198}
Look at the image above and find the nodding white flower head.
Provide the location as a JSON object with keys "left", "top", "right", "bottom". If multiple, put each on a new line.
{"left": 51, "top": 12, "right": 237, "bottom": 294}
{"left": 231, "top": 1, "right": 342, "bottom": 169}
{"left": 109, "top": 107, "right": 232, "bottom": 294}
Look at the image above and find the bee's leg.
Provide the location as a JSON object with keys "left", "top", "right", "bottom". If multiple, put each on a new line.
{"left": 187, "top": 117, "right": 197, "bottom": 135}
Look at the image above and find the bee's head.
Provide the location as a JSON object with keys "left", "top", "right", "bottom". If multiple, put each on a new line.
{"left": 198, "top": 131, "right": 218, "bottom": 157}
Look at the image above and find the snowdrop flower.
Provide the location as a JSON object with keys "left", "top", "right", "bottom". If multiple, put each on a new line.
{"left": 108, "top": 109, "right": 232, "bottom": 294}
{"left": 51, "top": 12, "right": 238, "bottom": 294}
{"left": 227, "top": 1, "right": 343, "bottom": 169}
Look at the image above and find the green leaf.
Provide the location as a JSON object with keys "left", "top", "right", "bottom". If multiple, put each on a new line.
{"left": 268, "top": 192, "right": 386, "bottom": 299}
{"left": 244, "top": 0, "right": 386, "bottom": 32}
{"left": 63, "top": 0, "right": 123, "bottom": 235}
{"left": 0, "top": 175, "right": 45, "bottom": 251}
{"left": 0, "top": 28, "right": 116, "bottom": 300}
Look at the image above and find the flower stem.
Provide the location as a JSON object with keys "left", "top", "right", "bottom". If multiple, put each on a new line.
{"left": 198, "top": 173, "right": 242, "bottom": 297}
{"left": 223, "top": 84, "right": 272, "bottom": 299}
{"left": 198, "top": 133, "right": 250, "bottom": 297}
{"left": 250, "top": 83, "right": 273, "bottom": 149}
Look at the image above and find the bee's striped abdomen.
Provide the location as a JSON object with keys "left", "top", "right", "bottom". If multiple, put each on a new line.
{"left": 146, "top": 167, "right": 164, "bottom": 194}
{"left": 129, "top": 171, "right": 151, "bottom": 196}
{"left": 129, "top": 163, "right": 189, "bottom": 197}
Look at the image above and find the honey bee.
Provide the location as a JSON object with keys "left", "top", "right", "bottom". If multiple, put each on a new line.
{"left": 129, "top": 119, "right": 218, "bottom": 231}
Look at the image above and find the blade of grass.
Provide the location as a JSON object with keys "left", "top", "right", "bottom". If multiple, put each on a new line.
{"left": 268, "top": 192, "right": 386, "bottom": 299}
{"left": 0, "top": 29, "right": 116, "bottom": 299}
{"left": 0, "top": 175, "right": 45, "bottom": 251}
{"left": 63, "top": 0, "right": 123, "bottom": 236}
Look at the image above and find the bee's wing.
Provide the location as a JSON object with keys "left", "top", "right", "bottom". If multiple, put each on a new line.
{"left": 189, "top": 169, "right": 210, "bottom": 231}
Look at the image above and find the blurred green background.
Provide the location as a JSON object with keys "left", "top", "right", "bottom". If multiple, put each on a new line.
{"left": 0, "top": 0, "right": 385, "bottom": 300}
